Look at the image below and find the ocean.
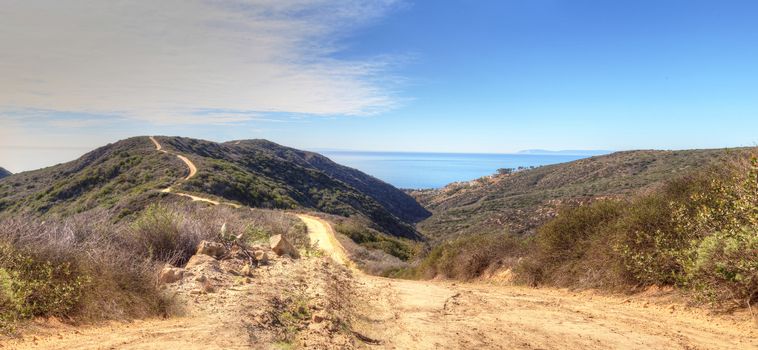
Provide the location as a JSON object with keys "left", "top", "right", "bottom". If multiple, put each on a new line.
{"left": 318, "top": 151, "right": 591, "bottom": 189}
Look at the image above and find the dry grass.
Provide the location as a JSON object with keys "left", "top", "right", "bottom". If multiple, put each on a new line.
{"left": 336, "top": 233, "right": 410, "bottom": 276}
{"left": 415, "top": 233, "right": 525, "bottom": 280}
{"left": 0, "top": 200, "right": 306, "bottom": 334}
{"left": 0, "top": 211, "right": 168, "bottom": 333}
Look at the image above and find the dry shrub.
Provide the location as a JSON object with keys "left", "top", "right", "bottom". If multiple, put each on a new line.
{"left": 688, "top": 227, "right": 758, "bottom": 308}
{"left": 336, "top": 232, "right": 409, "bottom": 276}
{"left": 518, "top": 151, "right": 758, "bottom": 307}
{"left": 0, "top": 200, "right": 306, "bottom": 333}
{"left": 0, "top": 212, "right": 168, "bottom": 333}
{"left": 522, "top": 200, "right": 625, "bottom": 288}
{"left": 417, "top": 233, "right": 523, "bottom": 280}
{"left": 409, "top": 151, "right": 757, "bottom": 310}
{"left": 127, "top": 203, "right": 306, "bottom": 266}
{"left": 334, "top": 218, "right": 417, "bottom": 261}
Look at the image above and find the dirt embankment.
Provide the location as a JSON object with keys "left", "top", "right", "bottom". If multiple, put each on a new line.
{"left": 4, "top": 239, "right": 356, "bottom": 350}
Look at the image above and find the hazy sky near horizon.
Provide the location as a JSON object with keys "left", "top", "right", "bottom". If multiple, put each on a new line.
{"left": 2, "top": 0, "right": 758, "bottom": 172}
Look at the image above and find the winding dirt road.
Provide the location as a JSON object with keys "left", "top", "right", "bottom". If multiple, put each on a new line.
{"left": 149, "top": 136, "right": 240, "bottom": 208}
{"left": 297, "top": 214, "right": 350, "bottom": 266}
{"left": 298, "top": 215, "right": 758, "bottom": 350}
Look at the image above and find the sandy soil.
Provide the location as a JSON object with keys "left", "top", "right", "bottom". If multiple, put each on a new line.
{"left": 354, "top": 278, "right": 757, "bottom": 349}
{"left": 299, "top": 215, "right": 757, "bottom": 350}
{"left": 297, "top": 215, "right": 349, "bottom": 266}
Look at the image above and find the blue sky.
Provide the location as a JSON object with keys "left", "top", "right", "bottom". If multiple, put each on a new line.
{"left": 2, "top": 0, "right": 758, "bottom": 172}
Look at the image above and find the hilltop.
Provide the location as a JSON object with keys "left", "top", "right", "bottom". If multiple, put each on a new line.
{"left": 412, "top": 147, "right": 747, "bottom": 239}
{"left": 0, "top": 167, "right": 11, "bottom": 179}
{"left": 0, "top": 136, "right": 427, "bottom": 239}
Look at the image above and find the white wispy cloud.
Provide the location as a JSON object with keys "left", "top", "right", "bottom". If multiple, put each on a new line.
{"left": 0, "top": 0, "right": 403, "bottom": 124}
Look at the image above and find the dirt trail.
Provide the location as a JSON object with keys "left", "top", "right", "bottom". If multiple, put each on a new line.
{"left": 6, "top": 309, "right": 254, "bottom": 350}
{"left": 297, "top": 214, "right": 350, "bottom": 266}
{"left": 149, "top": 136, "right": 240, "bottom": 208}
{"left": 299, "top": 215, "right": 757, "bottom": 350}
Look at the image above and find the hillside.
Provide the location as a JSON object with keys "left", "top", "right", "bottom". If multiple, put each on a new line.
{"left": 0, "top": 167, "right": 11, "bottom": 179}
{"left": 226, "top": 139, "right": 430, "bottom": 223}
{"left": 0, "top": 137, "right": 185, "bottom": 216}
{"left": 412, "top": 148, "right": 747, "bottom": 239}
{"left": 161, "top": 136, "right": 425, "bottom": 239}
{"left": 0, "top": 136, "right": 424, "bottom": 239}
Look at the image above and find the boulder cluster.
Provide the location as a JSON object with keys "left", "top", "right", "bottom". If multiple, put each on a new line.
{"left": 158, "top": 234, "right": 300, "bottom": 290}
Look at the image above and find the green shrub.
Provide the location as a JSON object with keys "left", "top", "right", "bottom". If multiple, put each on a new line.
{"left": 335, "top": 220, "right": 416, "bottom": 261}
{"left": 0, "top": 244, "right": 89, "bottom": 333}
{"left": 131, "top": 204, "right": 185, "bottom": 263}
{"left": 417, "top": 233, "right": 523, "bottom": 280}
{"left": 525, "top": 200, "right": 625, "bottom": 286}
{"left": 687, "top": 227, "right": 758, "bottom": 307}
{"left": 537, "top": 200, "right": 624, "bottom": 264}
{"left": 673, "top": 158, "right": 758, "bottom": 236}
{"left": 611, "top": 165, "right": 754, "bottom": 287}
{"left": 612, "top": 194, "right": 686, "bottom": 285}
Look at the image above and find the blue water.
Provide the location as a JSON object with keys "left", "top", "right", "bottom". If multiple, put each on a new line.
{"left": 318, "top": 151, "right": 591, "bottom": 189}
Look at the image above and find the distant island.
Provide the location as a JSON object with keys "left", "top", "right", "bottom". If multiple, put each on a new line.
{"left": 517, "top": 149, "right": 612, "bottom": 156}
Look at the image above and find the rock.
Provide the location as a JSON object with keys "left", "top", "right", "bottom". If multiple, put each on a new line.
{"left": 229, "top": 246, "right": 250, "bottom": 259}
{"left": 200, "top": 279, "right": 215, "bottom": 293}
{"left": 240, "top": 264, "right": 253, "bottom": 277}
{"left": 254, "top": 250, "right": 269, "bottom": 264}
{"left": 196, "top": 240, "right": 227, "bottom": 258}
{"left": 308, "top": 322, "right": 325, "bottom": 331}
{"left": 185, "top": 254, "right": 220, "bottom": 269}
{"left": 269, "top": 235, "right": 300, "bottom": 258}
{"left": 311, "top": 311, "right": 327, "bottom": 323}
{"left": 159, "top": 266, "right": 184, "bottom": 283}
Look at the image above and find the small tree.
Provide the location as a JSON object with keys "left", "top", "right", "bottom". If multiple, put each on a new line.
{"left": 497, "top": 168, "right": 514, "bottom": 175}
